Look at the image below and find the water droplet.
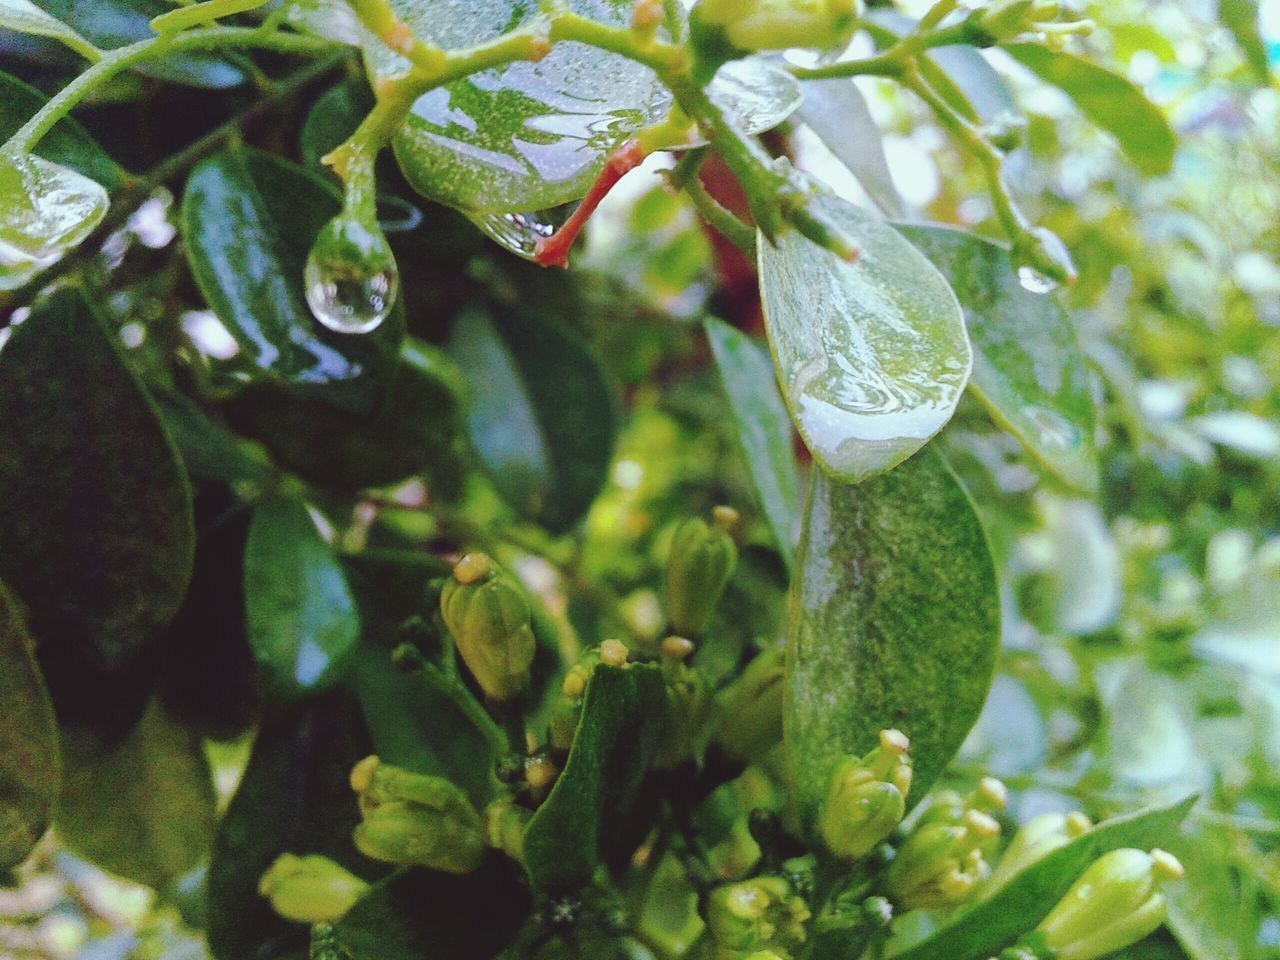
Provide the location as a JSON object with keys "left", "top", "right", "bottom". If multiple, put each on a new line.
{"left": 1017, "top": 265, "right": 1058, "bottom": 294}
{"left": 466, "top": 207, "right": 572, "bottom": 260}
{"left": 303, "top": 213, "right": 398, "bottom": 334}
{"left": 1024, "top": 405, "right": 1082, "bottom": 451}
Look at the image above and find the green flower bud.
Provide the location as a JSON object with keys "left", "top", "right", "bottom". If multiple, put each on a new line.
{"left": 979, "top": 811, "right": 1092, "bottom": 902}
{"left": 257, "top": 854, "right": 368, "bottom": 923}
{"left": 484, "top": 800, "right": 530, "bottom": 862}
{"left": 1035, "top": 849, "right": 1184, "bottom": 960}
{"left": 692, "top": 0, "right": 861, "bottom": 53}
{"left": 974, "top": 0, "right": 1035, "bottom": 44}
{"left": 350, "top": 756, "right": 485, "bottom": 873}
{"left": 705, "top": 876, "right": 811, "bottom": 954}
{"left": 664, "top": 511, "right": 739, "bottom": 637}
{"left": 819, "top": 730, "right": 912, "bottom": 861}
{"left": 713, "top": 647, "right": 785, "bottom": 762}
{"left": 885, "top": 810, "right": 1001, "bottom": 909}
{"left": 440, "top": 552, "right": 536, "bottom": 701}
{"left": 654, "top": 652, "right": 714, "bottom": 770}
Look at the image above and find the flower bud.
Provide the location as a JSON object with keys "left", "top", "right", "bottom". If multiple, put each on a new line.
{"left": 484, "top": 800, "right": 530, "bottom": 862}
{"left": 440, "top": 553, "right": 536, "bottom": 701}
{"left": 885, "top": 810, "right": 1001, "bottom": 909}
{"left": 664, "top": 512, "right": 739, "bottom": 637}
{"left": 705, "top": 876, "right": 811, "bottom": 954}
{"left": 693, "top": 0, "right": 861, "bottom": 52}
{"left": 654, "top": 654, "right": 714, "bottom": 770}
{"left": 1034, "top": 849, "right": 1184, "bottom": 960}
{"left": 819, "top": 730, "right": 912, "bottom": 860}
{"left": 257, "top": 854, "right": 368, "bottom": 923}
{"left": 979, "top": 811, "right": 1092, "bottom": 901}
{"left": 350, "top": 756, "right": 485, "bottom": 873}
{"left": 713, "top": 647, "right": 785, "bottom": 762}
{"left": 973, "top": 0, "right": 1034, "bottom": 44}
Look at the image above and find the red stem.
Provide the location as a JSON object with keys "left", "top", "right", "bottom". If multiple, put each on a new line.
{"left": 534, "top": 138, "right": 648, "bottom": 268}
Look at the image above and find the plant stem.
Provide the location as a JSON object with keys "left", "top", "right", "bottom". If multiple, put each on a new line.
{"left": 669, "top": 148, "right": 758, "bottom": 258}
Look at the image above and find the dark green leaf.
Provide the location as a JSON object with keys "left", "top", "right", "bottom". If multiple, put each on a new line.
{"left": 704, "top": 317, "right": 800, "bottom": 565}
{"left": 245, "top": 498, "right": 360, "bottom": 703}
{"left": 785, "top": 449, "right": 999, "bottom": 826}
{"left": 1219, "top": 0, "right": 1270, "bottom": 84}
{"left": 0, "top": 71, "right": 123, "bottom": 190}
{"left": 56, "top": 700, "right": 216, "bottom": 889}
{"left": 448, "top": 305, "right": 618, "bottom": 532}
{"left": 0, "top": 288, "right": 194, "bottom": 670}
{"left": 148, "top": 385, "right": 273, "bottom": 486}
{"left": 301, "top": 78, "right": 375, "bottom": 171}
{"left": 1005, "top": 44, "right": 1176, "bottom": 176}
{"left": 0, "top": 580, "right": 59, "bottom": 869}
{"left": 896, "top": 224, "right": 1098, "bottom": 493}
{"left": 182, "top": 148, "right": 406, "bottom": 413}
{"left": 889, "top": 796, "right": 1197, "bottom": 960}
{"left": 523, "top": 663, "right": 666, "bottom": 892}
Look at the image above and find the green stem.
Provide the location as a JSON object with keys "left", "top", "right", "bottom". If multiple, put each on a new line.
{"left": 668, "top": 149, "right": 757, "bottom": 258}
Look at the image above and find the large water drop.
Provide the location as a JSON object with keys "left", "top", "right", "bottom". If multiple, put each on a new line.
{"left": 303, "top": 212, "right": 398, "bottom": 334}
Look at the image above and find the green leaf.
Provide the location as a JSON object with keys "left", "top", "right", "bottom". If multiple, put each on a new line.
{"left": 245, "top": 498, "right": 360, "bottom": 703}
{"left": 332, "top": 864, "right": 531, "bottom": 960}
{"left": 56, "top": 700, "right": 216, "bottom": 889}
{"left": 448, "top": 305, "right": 618, "bottom": 532}
{"left": 1219, "top": 0, "right": 1270, "bottom": 84}
{"left": 757, "top": 190, "right": 971, "bottom": 482}
{"left": 182, "top": 148, "right": 406, "bottom": 413}
{"left": 706, "top": 57, "right": 803, "bottom": 139}
{"left": 0, "top": 0, "right": 96, "bottom": 59}
{"left": 1161, "top": 825, "right": 1250, "bottom": 960}
{"left": 207, "top": 694, "right": 373, "bottom": 960}
{"left": 301, "top": 78, "right": 374, "bottom": 172}
{"left": 704, "top": 317, "right": 800, "bottom": 564}
{"left": 523, "top": 663, "right": 666, "bottom": 892}
{"left": 1005, "top": 44, "right": 1176, "bottom": 177}
{"left": 785, "top": 449, "right": 999, "bottom": 826}
{"left": 888, "top": 796, "right": 1197, "bottom": 960}
{"left": 895, "top": 224, "right": 1098, "bottom": 494}
{"left": 0, "top": 70, "right": 124, "bottom": 191}
{"left": 0, "top": 288, "right": 193, "bottom": 670}
{"left": 0, "top": 580, "right": 59, "bottom": 870}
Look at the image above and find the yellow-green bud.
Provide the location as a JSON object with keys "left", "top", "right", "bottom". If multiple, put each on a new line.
{"left": 1035, "top": 849, "right": 1184, "bottom": 960}
{"left": 819, "top": 730, "right": 912, "bottom": 860}
{"left": 885, "top": 810, "right": 1001, "bottom": 909}
{"left": 440, "top": 553, "right": 536, "bottom": 701}
{"left": 979, "top": 811, "right": 1092, "bottom": 902}
{"left": 484, "top": 800, "right": 530, "bottom": 862}
{"left": 713, "top": 647, "right": 785, "bottom": 762}
{"left": 350, "top": 757, "right": 485, "bottom": 873}
{"left": 654, "top": 657, "right": 714, "bottom": 770}
{"left": 693, "top": 0, "right": 860, "bottom": 52}
{"left": 257, "top": 854, "right": 368, "bottom": 923}
{"left": 664, "top": 513, "right": 738, "bottom": 637}
{"left": 974, "top": 0, "right": 1035, "bottom": 43}
{"left": 705, "top": 876, "right": 811, "bottom": 953}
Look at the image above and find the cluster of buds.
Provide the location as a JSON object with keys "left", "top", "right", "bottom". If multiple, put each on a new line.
{"left": 691, "top": 0, "right": 860, "bottom": 54}
{"left": 712, "top": 647, "right": 785, "bottom": 763}
{"left": 440, "top": 552, "right": 537, "bottom": 702}
{"left": 257, "top": 854, "right": 368, "bottom": 923}
{"left": 818, "top": 730, "right": 913, "bottom": 861}
{"left": 348, "top": 756, "right": 485, "bottom": 874}
{"left": 979, "top": 810, "right": 1092, "bottom": 901}
{"left": 704, "top": 876, "right": 811, "bottom": 957}
{"left": 965, "top": 0, "right": 1094, "bottom": 49}
{"left": 548, "top": 639, "right": 632, "bottom": 752}
{"left": 663, "top": 507, "right": 739, "bottom": 638}
{"left": 884, "top": 807, "right": 1002, "bottom": 909}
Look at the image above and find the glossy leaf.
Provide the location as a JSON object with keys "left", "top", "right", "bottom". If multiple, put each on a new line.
{"left": 0, "top": 0, "right": 94, "bottom": 56}
{"left": 245, "top": 498, "right": 360, "bottom": 703}
{"left": 1005, "top": 44, "right": 1176, "bottom": 176}
{"left": 523, "top": 663, "right": 666, "bottom": 892}
{"left": 757, "top": 190, "right": 971, "bottom": 482}
{"left": 448, "top": 305, "right": 618, "bottom": 532}
{"left": 785, "top": 450, "right": 999, "bottom": 826}
{"left": 0, "top": 70, "right": 124, "bottom": 191}
{"left": 182, "top": 148, "right": 406, "bottom": 413}
{"left": 706, "top": 57, "right": 804, "bottom": 139}
{"left": 0, "top": 581, "right": 59, "bottom": 869}
{"left": 56, "top": 700, "right": 216, "bottom": 889}
{"left": 301, "top": 78, "right": 374, "bottom": 171}
{"left": 896, "top": 224, "right": 1098, "bottom": 493}
{"left": 704, "top": 317, "right": 800, "bottom": 564}
{"left": 0, "top": 288, "right": 194, "bottom": 670}
{"left": 889, "top": 796, "right": 1197, "bottom": 960}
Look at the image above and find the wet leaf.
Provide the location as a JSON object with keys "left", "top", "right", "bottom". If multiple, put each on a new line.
{"left": 0, "top": 70, "right": 124, "bottom": 191}
{"left": 757, "top": 190, "right": 971, "bottom": 482}
{"left": 0, "top": 581, "right": 59, "bottom": 869}
{"left": 523, "top": 663, "right": 666, "bottom": 892}
{"left": 896, "top": 224, "right": 1098, "bottom": 493}
{"left": 245, "top": 498, "right": 360, "bottom": 703}
{"left": 0, "top": 288, "right": 194, "bottom": 670}
{"left": 785, "top": 450, "right": 999, "bottom": 825}
{"left": 0, "top": 0, "right": 94, "bottom": 57}
{"left": 704, "top": 317, "right": 800, "bottom": 564}
{"left": 182, "top": 148, "right": 406, "bottom": 413}
{"left": 706, "top": 57, "right": 803, "bottom": 138}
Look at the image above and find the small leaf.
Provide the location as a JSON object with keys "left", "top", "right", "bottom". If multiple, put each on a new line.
{"left": 757, "top": 190, "right": 971, "bottom": 482}
{"left": 0, "top": 288, "right": 194, "bottom": 670}
{"left": 448, "top": 305, "right": 618, "bottom": 532}
{"left": 245, "top": 498, "right": 360, "bottom": 703}
{"left": 707, "top": 57, "right": 804, "bottom": 138}
{"left": 888, "top": 796, "right": 1197, "bottom": 960}
{"left": 0, "top": 580, "right": 59, "bottom": 869}
{"left": 301, "top": 78, "right": 374, "bottom": 171}
{"left": 56, "top": 699, "right": 216, "bottom": 889}
{"left": 785, "top": 450, "right": 999, "bottom": 826}
{"left": 704, "top": 317, "right": 800, "bottom": 564}
{"left": 1005, "top": 44, "right": 1176, "bottom": 176}
{"left": 1219, "top": 0, "right": 1270, "bottom": 84}
{"left": 523, "top": 663, "right": 666, "bottom": 892}
{"left": 182, "top": 148, "right": 406, "bottom": 413}
{"left": 0, "top": 0, "right": 95, "bottom": 58}
{"left": 0, "top": 70, "right": 124, "bottom": 191}
{"left": 896, "top": 224, "right": 1098, "bottom": 493}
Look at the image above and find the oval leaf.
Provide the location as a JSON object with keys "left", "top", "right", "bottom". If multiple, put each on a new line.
{"left": 0, "top": 70, "right": 124, "bottom": 191}
{"left": 708, "top": 57, "right": 804, "bottom": 138}
{"left": 1005, "top": 44, "right": 1176, "bottom": 176}
{"left": 182, "top": 148, "right": 405, "bottom": 413}
{"left": 0, "top": 0, "right": 95, "bottom": 58}
{"left": 785, "top": 449, "right": 1000, "bottom": 825}
{"left": 758, "top": 191, "right": 971, "bottom": 482}
{"left": 889, "top": 796, "right": 1197, "bottom": 960}
{"left": 0, "top": 288, "right": 194, "bottom": 670}
{"left": 245, "top": 498, "right": 360, "bottom": 703}
{"left": 896, "top": 223, "right": 1099, "bottom": 493}
{"left": 0, "top": 581, "right": 59, "bottom": 869}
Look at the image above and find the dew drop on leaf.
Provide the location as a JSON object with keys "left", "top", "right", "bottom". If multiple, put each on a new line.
{"left": 303, "top": 212, "right": 399, "bottom": 334}
{"left": 465, "top": 208, "right": 570, "bottom": 261}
